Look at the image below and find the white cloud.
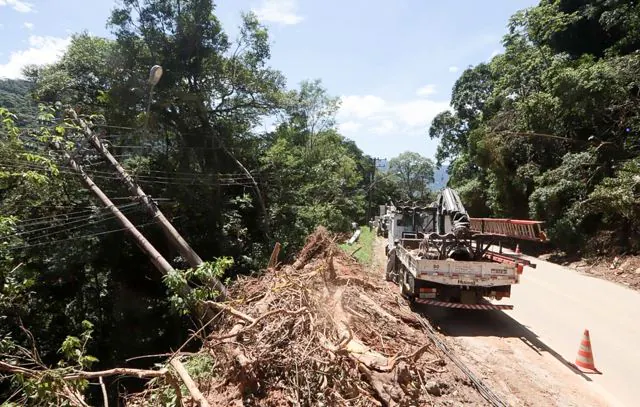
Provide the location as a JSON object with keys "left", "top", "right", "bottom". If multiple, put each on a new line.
{"left": 338, "top": 93, "right": 451, "bottom": 138}
{"left": 339, "top": 95, "right": 386, "bottom": 119}
{"left": 373, "top": 119, "right": 394, "bottom": 134}
{"left": 253, "top": 0, "right": 303, "bottom": 25}
{"left": 416, "top": 84, "right": 436, "bottom": 97}
{"left": 339, "top": 121, "right": 361, "bottom": 134}
{"left": 23, "top": 22, "right": 33, "bottom": 30}
{"left": 0, "top": 0, "right": 34, "bottom": 13}
{"left": 391, "top": 99, "right": 451, "bottom": 127}
{"left": 0, "top": 35, "right": 71, "bottom": 79}
{"left": 490, "top": 49, "right": 501, "bottom": 58}
{"left": 448, "top": 66, "right": 459, "bottom": 73}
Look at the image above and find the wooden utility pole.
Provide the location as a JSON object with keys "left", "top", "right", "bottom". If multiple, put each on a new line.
{"left": 367, "top": 157, "right": 378, "bottom": 224}
{"left": 54, "top": 144, "right": 177, "bottom": 279}
{"left": 68, "top": 110, "right": 227, "bottom": 299}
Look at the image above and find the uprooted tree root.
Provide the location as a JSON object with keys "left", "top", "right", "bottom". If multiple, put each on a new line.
{"left": 131, "top": 226, "right": 483, "bottom": 406}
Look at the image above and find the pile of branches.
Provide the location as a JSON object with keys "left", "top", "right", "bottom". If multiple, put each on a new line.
{"left": 153, "top": 226, "right": 466, "bottom": 406}
{"left": 0, "top": 227, "right": 478, "bottom": 406}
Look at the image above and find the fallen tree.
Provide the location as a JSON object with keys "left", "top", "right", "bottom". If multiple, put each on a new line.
{"left": 2, "top": 227, "right": 486, "bottom": 406}
{"left": 129, "top": 226, "right": 486, "bottom": 406}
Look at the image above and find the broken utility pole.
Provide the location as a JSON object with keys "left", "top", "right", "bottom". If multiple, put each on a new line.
{"left": 68, "top": 109, "right": 227, "bottom": 299}
{"left": 53, "top": 144, "right": 176, "bottom": 277}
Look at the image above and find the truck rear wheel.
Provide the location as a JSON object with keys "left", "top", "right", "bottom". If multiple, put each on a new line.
{"left": 400, "top": 268, "right": 414, "bottom": 301}
{"left": 385, "top": 248, "right": 396, "bottom": 282}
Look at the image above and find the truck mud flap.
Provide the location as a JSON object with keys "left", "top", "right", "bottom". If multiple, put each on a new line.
{"left": 414, "top": 298, "right": 513, "bottom": 310}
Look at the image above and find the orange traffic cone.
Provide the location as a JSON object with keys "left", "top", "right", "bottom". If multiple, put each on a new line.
{"left": 515, "top": 244, "right": 521, "bottom": 254}
{"left": 575, "top": 329, "right": 600, "bottom": 373}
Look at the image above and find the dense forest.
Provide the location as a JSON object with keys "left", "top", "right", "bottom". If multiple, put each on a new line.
{"left": 429, "top": 0, "right": 640, "bottom": 255}
{"left": 0, "top": 0, "right": 427, "bottom": 404}
{"left": 0, "top": 0, "right": 638, "bottom": 404}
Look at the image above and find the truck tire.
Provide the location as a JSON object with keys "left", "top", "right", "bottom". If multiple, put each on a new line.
{"left": 385, "top": 249, "right": 396, "bottom": 282}
{"left": 400, "top": 268, "right": 414, "bottom": 302}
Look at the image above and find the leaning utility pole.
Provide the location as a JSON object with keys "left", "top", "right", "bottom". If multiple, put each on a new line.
{"left": 71, "top": 109, "right": 201, "bottom": 265}
{"left": 69, "top": 110, "right": 227, "bottom": 299}
{"left": 53, "top": 143, "right": 182, "bottom": 287}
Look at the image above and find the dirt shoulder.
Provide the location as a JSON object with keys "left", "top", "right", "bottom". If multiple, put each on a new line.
{"left": 543, "top": 254, "right": 640, "bottom": 291}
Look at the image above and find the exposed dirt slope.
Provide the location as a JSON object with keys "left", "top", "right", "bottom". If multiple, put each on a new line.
{"left": 561, "top": 255, "right": 640, "bottom": 291}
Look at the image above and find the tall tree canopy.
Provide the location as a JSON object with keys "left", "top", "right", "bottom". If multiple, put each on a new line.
{"left": 0, "top": 2, "right": 373, "bottom": 404}
{"left": 429, "top": 0, "right": 640, "bottom": 254}
{"left": 388, "top": 152, "right": 435, "bottom": 203}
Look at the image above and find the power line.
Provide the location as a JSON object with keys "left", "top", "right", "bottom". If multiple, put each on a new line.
{"left": 4, "top": 166, "right": 257, "bottom": 187}
{"left": 4, "top": 204, "right": 142, "bottom": 240}
{"left": 2, "top": 161, "right": 267, "bottom": 186}
{"left": 10, "top": 202, "right": 141, "bottom": 228}
{"left": 4, "top": 198, "right": 172, "bottom": 219}
{"left": 3, "top": 218, "right": 174, "bottom": 251}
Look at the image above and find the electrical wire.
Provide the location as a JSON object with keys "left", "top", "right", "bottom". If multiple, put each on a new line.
{"left": 10, "top": 202, "right": 140, "bottom": 228}
{"left": 2, "top": 161, "right": 266, "bottom": 186}
{"left": 3, "top": 218, "right": 176, "bottom": 251}
{"left": 10, "top": 202, "right": 139, "bottom": 232}
{"left": 3, "top": 198, "right": 171, "bottom": 220}
{"left": 3, "top": 204, "right": 142, "bottom": 240}
{"left": 19, "top": 209, "right": 142, "bottom": 244}
{"left": 10, "top": 207, "right": 149, "bottom": 246}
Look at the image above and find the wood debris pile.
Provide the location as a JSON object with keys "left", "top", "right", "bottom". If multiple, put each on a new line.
{"left": 132, "top": 226, "right": 484, "bottom": 406}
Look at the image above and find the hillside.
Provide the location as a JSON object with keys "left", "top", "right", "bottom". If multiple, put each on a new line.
{"left": 0, "top": 79, "right": 36, "bottom": 125}
{"left": 427, "top": 0, "right": 640, "bottom": 254}
{"left": 431, "top": 165, "right": 449, "bottom": 191}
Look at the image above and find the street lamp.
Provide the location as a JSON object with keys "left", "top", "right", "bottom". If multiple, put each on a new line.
{"left": 148, "top": 65, "right": 163, "bottom": 86}
{"left": 145, "top": 65, "right": 163, "bottom": 129}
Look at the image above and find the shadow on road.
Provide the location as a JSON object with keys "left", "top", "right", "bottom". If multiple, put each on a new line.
{"left": 415, "top": 304, "right": 595, "bottom": 382}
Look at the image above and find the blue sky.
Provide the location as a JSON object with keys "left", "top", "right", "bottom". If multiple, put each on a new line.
{"left": 0, "top": 0, "right": 538, "bottom": 160}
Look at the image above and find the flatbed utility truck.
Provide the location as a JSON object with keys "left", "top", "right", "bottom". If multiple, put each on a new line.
{"left": 384, "top": 188, "right": 546, "bottom": 310}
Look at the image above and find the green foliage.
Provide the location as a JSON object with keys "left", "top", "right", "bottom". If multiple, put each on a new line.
{"left": 260, "top": 80, "right": 367, "bottom": 256}
{"left": 0, "top": 1, "right": 377, "bottom": 405}
{"left": 163, "top": 258, "right": 233, "bottom": 315}
{"left": 388, "top": 151, "right": 435, "bottom": 202}
{"left": 58, "top": 320, "right": 99, "bottom": 369}
{"left": 0, "top": 321, "right": 98, "bottom": 406}
{"left": 339, "top": 226, "right": 375, "bottom": 265}
{"left": 429, "top": 0, "right": 640, "bottom": 254}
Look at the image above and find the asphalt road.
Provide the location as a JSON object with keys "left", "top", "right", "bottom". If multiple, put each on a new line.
{"left": 505, "top": 253, "right": 639, "bottom": 407}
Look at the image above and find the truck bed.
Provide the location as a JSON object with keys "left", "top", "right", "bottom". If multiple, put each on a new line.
{"left": 396, "top": 245, "right": 520, "bottom": 287}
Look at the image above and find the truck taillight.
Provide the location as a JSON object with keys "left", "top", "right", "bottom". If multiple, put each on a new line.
{"left": 419, "top": 287, "right": 437, "bottom": 299}
{"left": 517, "top": 264, "right": 523, "bottom": 274}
